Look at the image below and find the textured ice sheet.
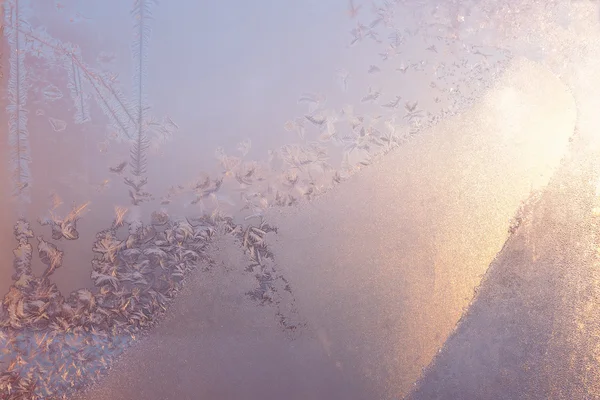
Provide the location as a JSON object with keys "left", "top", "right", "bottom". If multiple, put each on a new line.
{"left": 74, "top": 58, "right": 575, "bottom": 400}
{"left": 73, "top": 233, "right": 370, "bottom": 400}
{"left": 265, "top": 57, "right": 576, "bottom": 399}
{"left": 407, "top": 125, "right": 600, "bottom": 400}
{"left": 407, "top": 3, "right": 600, "bottom": 397}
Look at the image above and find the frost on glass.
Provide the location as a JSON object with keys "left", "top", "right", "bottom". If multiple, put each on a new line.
{"left": 0, "top": 0, "right": 511, "bottom": 398}
{"left": 0, "top": 1, "right": 181, "bottom": 397}
{"left": 0, "top": 0, "right": 516, "bottom": 398}
{"left": 4, "top": 0, "right": 33, "bottom": 205}
{"left": 1, "top": 0, "right": 594, "bottom": 399}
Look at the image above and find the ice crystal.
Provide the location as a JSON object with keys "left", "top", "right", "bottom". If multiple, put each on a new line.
{"left": 4, "top": 0, "right": 33, "bottom": 204}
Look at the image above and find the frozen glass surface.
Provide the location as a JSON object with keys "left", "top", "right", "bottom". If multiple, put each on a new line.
{"left": 1, "top": 1, "right": 600, "bottom": 399}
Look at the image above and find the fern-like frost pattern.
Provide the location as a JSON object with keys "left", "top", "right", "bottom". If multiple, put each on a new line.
{"left": 130, "top": 0, "right": 156, "bottom": 178}
{"left": 126, "top": 0, "right": 158, "bottom": 216}
{"left": 4, "top": 0, "right": 33, "bottom": 204}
